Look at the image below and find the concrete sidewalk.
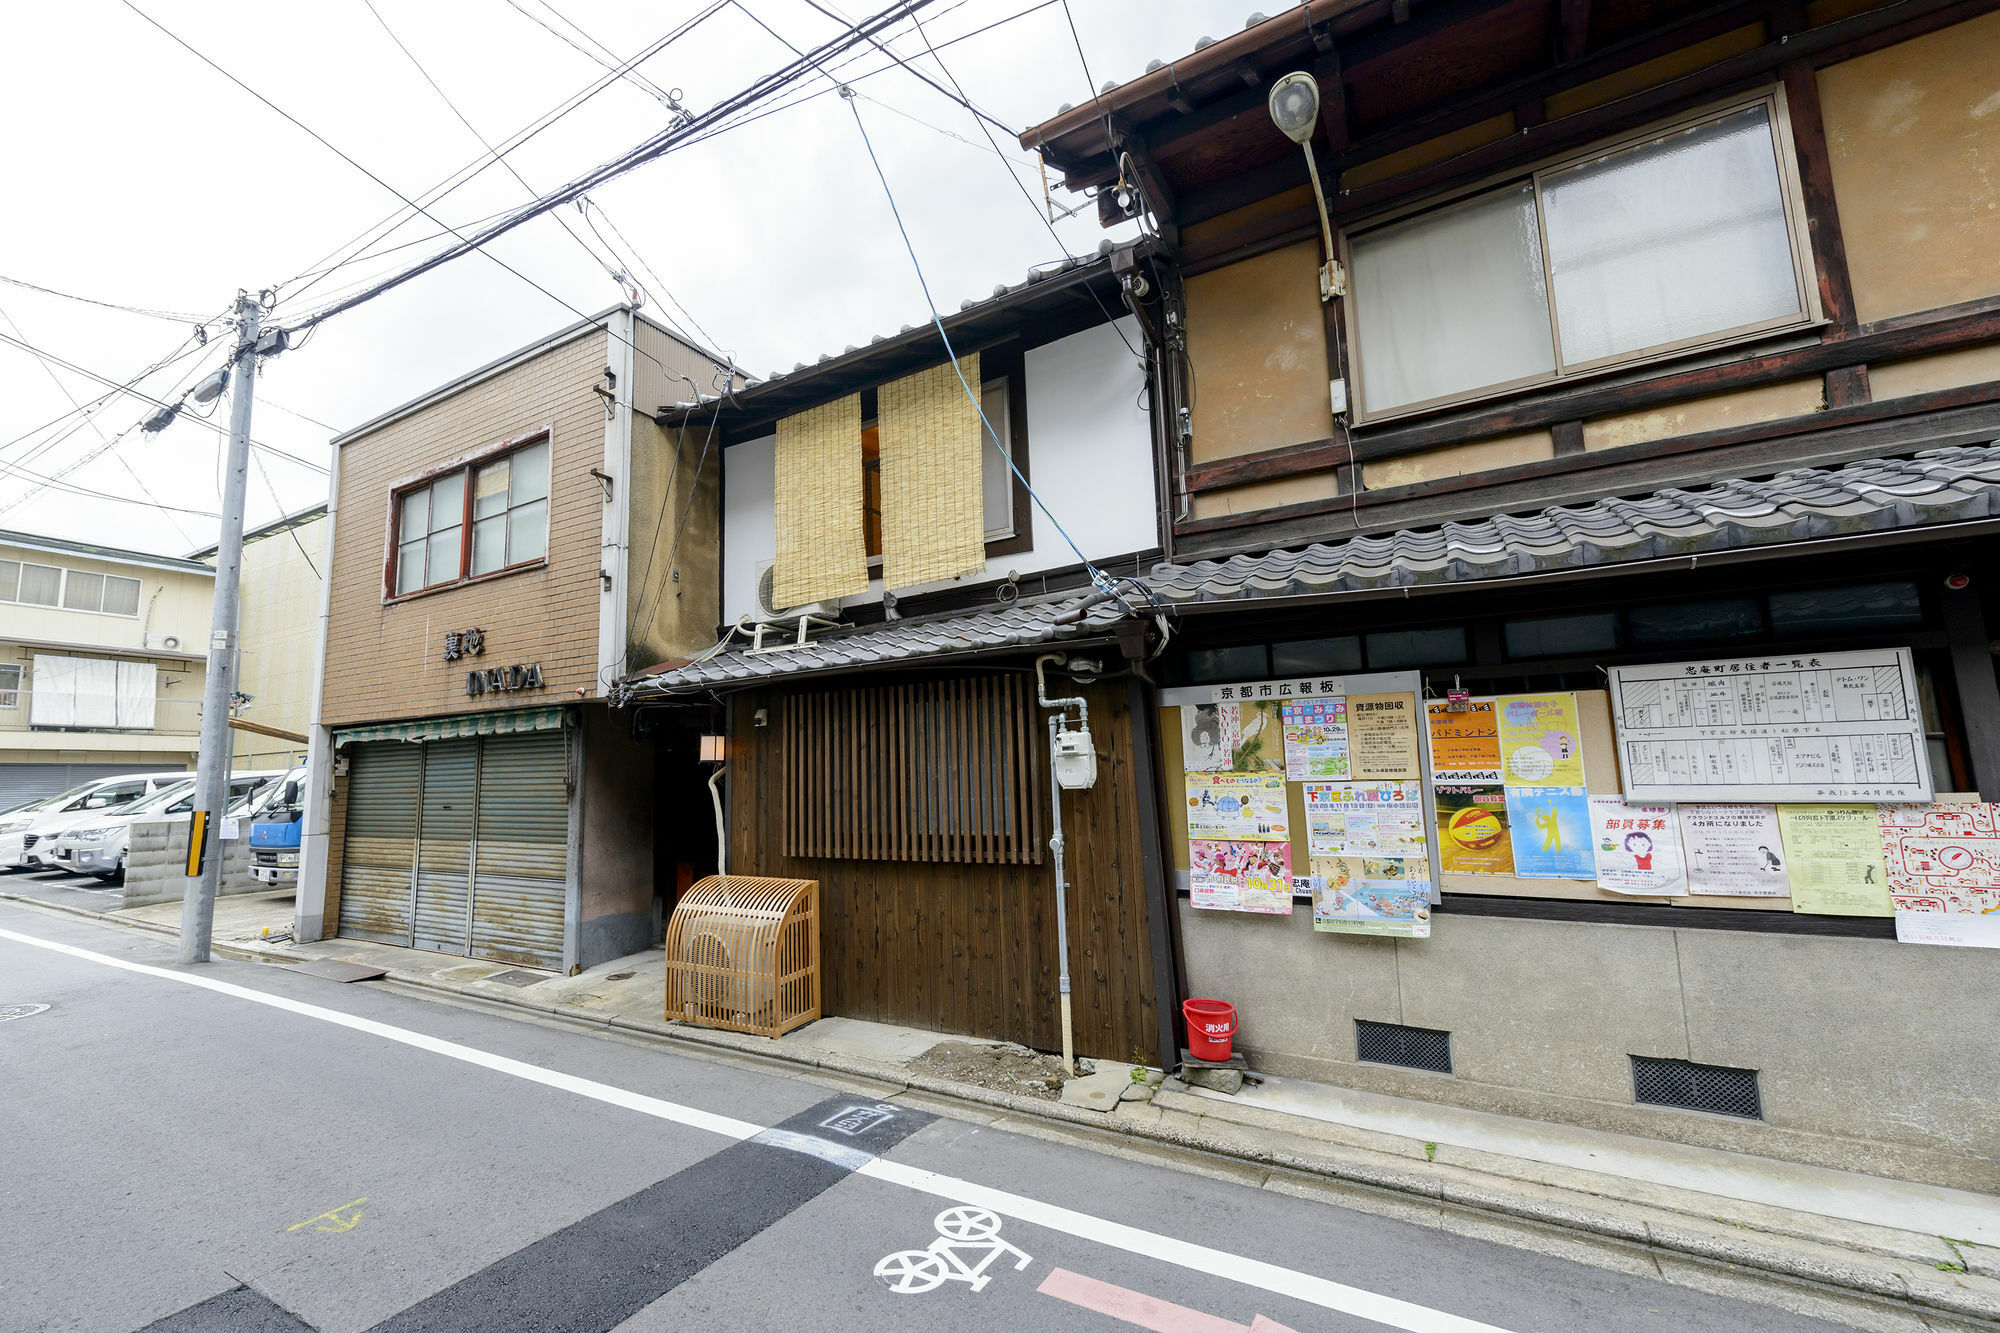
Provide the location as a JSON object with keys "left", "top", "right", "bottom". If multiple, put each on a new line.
{"left": 8, "top": 881, "right": 1998, "bottom": 1333}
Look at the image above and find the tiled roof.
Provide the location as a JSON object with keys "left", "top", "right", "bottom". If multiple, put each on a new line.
{"left": 623, "top": 444, "right": 2000, "bottom": 695}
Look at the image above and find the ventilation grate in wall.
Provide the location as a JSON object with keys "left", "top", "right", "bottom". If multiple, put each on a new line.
{"left": 1356, "top": 1020, "right": 1453, "bottom": 1074}
{"left": 1631, "top": 1056, "right": 1762, "bottom": 1119}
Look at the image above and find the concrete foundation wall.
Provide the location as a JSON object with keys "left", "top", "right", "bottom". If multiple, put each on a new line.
{"left": 123, "top": 818, "right": 259, "bottom": 909}
{"left": 1180, "top": 909, "right": 1999, "bottom": 1191}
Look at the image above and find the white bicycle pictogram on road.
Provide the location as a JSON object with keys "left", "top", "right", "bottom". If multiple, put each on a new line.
{"left": 874, "top": 1207, "right": 1032, "bottom": 1294}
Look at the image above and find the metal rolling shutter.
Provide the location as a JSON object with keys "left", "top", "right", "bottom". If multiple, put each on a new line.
{"left": 337, "top": 742, "right": 419, "bottom": 946}
{"left": 471, "top": 730, "right": 568, "bottom": 970}
{"left": 413, "top": 739, "right": 476, "bottom": 955}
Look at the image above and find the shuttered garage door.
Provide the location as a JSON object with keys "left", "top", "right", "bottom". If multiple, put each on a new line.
{"left": 336, "top": 730, "right": 570, "bottom": 970}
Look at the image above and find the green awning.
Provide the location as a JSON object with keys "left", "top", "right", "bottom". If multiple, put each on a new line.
{"left": 333, "top": 705, "right": 565, "bottom": 746}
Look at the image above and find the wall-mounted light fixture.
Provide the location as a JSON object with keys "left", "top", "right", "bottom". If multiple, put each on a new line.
{"left": 1268, "top": 72, "right": 1344, "bottom": 303}
{"left": 699, "top": 734, "right": 726, "bottom": 762}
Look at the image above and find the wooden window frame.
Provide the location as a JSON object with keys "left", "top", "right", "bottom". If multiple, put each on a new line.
{"left": 381, "top": 425, "right": 553, "bottom": 604}
{"left": 1341, "top": 87, "right": 1824, "bottom": 426}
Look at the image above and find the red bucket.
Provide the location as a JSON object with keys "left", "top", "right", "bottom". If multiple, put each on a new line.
{"left": 1183, "top": 998, "right": 1237, "bottom": 1062}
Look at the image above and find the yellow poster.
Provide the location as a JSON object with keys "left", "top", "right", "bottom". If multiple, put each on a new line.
{"left": 1434, "top": 783, "right": 1513, "bottom": 874}
{"left": 1347, "top": 693, "right": 1420, "bottom": 780}
{"left": 1776, "top": 804, "right": 1893, "bottom": 916}
{"left": 1496, "top": 693, "right": 1585, "bottom": 787}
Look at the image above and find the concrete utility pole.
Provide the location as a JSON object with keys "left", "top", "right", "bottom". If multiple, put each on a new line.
{"left": 179, "top": 292, "right": 261, "bottom": 964}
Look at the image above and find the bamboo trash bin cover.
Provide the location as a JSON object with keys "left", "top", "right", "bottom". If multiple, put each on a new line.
{"left": 662, "top": 875, "right": 820, "bottom": 1038}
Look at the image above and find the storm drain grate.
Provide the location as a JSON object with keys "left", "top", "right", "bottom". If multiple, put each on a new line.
{"left": 1632, "top": 1055, "right": 1762, "bottom": 1119}
{"left": 1356, "top": 1020, "right": 1453, "bottom": 1074}
{"left": 482, "top": 969, "right": 548, "bottom": 988}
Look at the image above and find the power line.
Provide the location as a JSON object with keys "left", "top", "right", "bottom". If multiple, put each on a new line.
{"left": 0, "top": 273, "right": 214, "bottom": 326}
{"left": 499, "top": 0, "right": 689, "bottom": 112}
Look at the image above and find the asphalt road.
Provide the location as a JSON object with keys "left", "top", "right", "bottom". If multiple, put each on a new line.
{"left": 0, "top": 901, "right": 1853, "bottom": 1333}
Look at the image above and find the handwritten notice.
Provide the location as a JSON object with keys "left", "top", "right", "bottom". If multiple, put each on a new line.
{"left": 1497, "top": 694, "right": 1585, "bottom": 787}
{"left": 1190, "top": 839, "right": 1293, "bottom": 914}
{"left": 1680, "top": 804, "right": 1791, "bottom": 897}
{"left": 1878, "top": 803, "right": 2000, "bottom": 948}
{"left": 1311, "top": 855, "right": 1432, "bottom": 937}
{"left": 1185, "top": 773, "right": 1288, "bottom": 842}
{"left": 1347, "top": 692, "right": 1420, "bottom": 781}
{"left": 1505, "top": 786, "right": 1594, "bottom": 879}
{"left": 1588, "top": 797, "right": 1686, "bottom": 895}
{"left": 1282, "top": 697, "right": 1351, "bottom": 780}
{"left": 1776, "top": 805, "right": 1892, "bottom": 916}
{"left": 1435, "top": 783, "right": 1512, "bottom": 875}
{"left": 1426, "top": 700, "right": 1503, "bottom": 784}
{"left": 1180, "top": 702, "right": 1238, "bottom": 773}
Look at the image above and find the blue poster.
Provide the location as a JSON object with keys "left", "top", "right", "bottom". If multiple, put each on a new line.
{"left": 1504, "top": 786, "right": 1595, "bottom": 879}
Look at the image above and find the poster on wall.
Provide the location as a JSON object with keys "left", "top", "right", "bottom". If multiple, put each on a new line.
{"left": 1282, "top": 697, "right": 1350, "bottom": 780}
{"left": 1434, "top": 783, "right": 1512, "bottom": 874}
{"left": 1504, "top": 786, "right": 1594, "bottom": 879}
{"left": 1606, "top": 649, "right": 1933, "bottom": 803}
{"left": 1426, "top": 700, "right": 1503, "bottom": 784}
{"left": 1877, "top": 803, "right": 2000, "bottom": 948}
{"left": 1679, "top": 803, "right": 1791, "bottom": 897}
{"left": 1230, "top": 700, "right": 1287, "bottom": 774}
{"left": 1190, "top": 839, "right": 1294, "bottom": 914}
{"left": 1347, "top": 693, "right": 1421, "bottom": 780}
{"left": 1180, "top": 701, "right": 1240, "bottom": 773}
{"left": 1587, "top": 797, "right": 1687, "bottom": 895}
{"left": 1776, "top": 805, "right": 1893, "bottom": 916}
{"left": 1496, "top": 694, "right": 1585, "bottom": 787}
{"left": 1310, "top": 855, "right": 1432, "bottom": 937}
{"left": 1185, "top": 773, "right": 1288, "bottom": 841}
{"left": 1304, "top": 781, "right": 1425, "bottom": 856}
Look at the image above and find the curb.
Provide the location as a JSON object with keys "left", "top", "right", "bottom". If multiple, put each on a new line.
{"left": 8, "top": 888, "right": 1997, "bottom": 1331}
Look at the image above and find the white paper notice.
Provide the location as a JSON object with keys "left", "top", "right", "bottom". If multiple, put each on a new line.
{"left": 1587, "top": 797, "right": 1686, "bottom": 895}
{"left": 1680, "top": 803, "right": 1791, "bottom": 897}
{"left": 1180, "top": 702, "right": 1238, "bottom": 773}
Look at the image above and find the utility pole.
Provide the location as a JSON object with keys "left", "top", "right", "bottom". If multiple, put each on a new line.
{"left": 179, "top": 292, "right": 262, "bottom": 964}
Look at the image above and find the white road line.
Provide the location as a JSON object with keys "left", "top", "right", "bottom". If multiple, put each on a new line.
{"left": 1, "top": 923, "right": 1516, "bottom": 1333}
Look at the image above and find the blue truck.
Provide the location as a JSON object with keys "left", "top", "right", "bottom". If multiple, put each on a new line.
{"left": 248, "top": 768, "right": 308, "bottom": 886}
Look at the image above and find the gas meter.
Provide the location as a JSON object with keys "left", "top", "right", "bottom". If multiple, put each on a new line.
{"left": 1052, "top": 723, "right": 1097, "bottom": 790}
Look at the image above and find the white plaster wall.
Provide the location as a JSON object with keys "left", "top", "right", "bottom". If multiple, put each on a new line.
{"left": 718, "top": 317, "right": 1156, "bottom": 625}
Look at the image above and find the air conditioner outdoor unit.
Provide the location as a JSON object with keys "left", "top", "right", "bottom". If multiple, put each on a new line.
{"left": 748, "top": 560, "right": 841, "bottom": 652}
{"left": 144, "top": 634, "right": 184, "bottom": 652}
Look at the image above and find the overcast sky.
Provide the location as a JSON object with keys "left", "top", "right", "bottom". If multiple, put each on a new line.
{"left": 0, "top": 0, "right": 1260, "bottom": 557}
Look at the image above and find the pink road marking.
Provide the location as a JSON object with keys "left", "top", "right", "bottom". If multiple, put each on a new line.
{"left": 1037, "top": 1267, "right": 1300, "bottom": 1333}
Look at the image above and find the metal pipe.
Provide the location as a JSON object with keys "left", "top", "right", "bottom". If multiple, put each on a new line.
{"left": 1045, "top": 711, "right": 1074, "bottom": 1077}
{"left": 708, "top": 763, "right": 728, "bottom": 875}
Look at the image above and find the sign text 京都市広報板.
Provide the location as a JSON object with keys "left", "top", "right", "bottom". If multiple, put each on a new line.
{"left": 442, "top": 627, "right": 486, "bottom": 662}
{"left": 466, "top": 663, "right": 545, "bottom": 696}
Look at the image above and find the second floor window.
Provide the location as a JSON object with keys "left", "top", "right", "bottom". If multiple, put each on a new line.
{"left": 0, "top": 559, "right": 140, "bottom": 615}
{"left": 1346, "top": 92, "right": 1815, "bottom": 420}
{"left": 392, "top": 438, "right": 550, "bottom": 596}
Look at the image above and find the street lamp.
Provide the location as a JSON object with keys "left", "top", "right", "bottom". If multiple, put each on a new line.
{"left": 1267, "top": 72, "right": 1343, "bottom": 303}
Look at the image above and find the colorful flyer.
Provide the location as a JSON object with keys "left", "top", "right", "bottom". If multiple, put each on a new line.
{"left": 1190, "top": 839, "right": 1293, "bottom": 914}
{"left": 1230, "top": 700, "right": 1287, "bottom": 774}
{"left": 1426, "top": 699, "right": 1503, "bottom": 783}
{"left": 1282, "top": 697, "right": 1350, "bottom": 780}
{"left": 1347, "top": 692, "right": 1421, "bottom": 780}
{"left": 1179, "top": 702, "right": 1239, "bottom": 773}
{"left": 1504, "top": 786, "right": 1594, "bottom": 879}
{"left": 1776, "top": 805, "right": 1893, "bottom": 916}
{"left": 1588, "top": 797, "right": 1687, "bottom": 895}
{"left": 1304, "top": 781, "right": 1424, "bottom": 856}
{"left": 1680, "top": 803, "right": 1791, "bottom": 897}
{"left": 1434, "top": 783, "right": 1512, "bottom": 875}
{"left": 1877, "top": 803, "right": 2000, "bottom": 947}
{"left": 1497, "top": 694, "right": 1585, "bottom": 787}
{"left": 1311, "top": 854, "right": 1432, "bottom": 937}
{"left": 1185, "top": 773, "right": 1288, "bottom": 841}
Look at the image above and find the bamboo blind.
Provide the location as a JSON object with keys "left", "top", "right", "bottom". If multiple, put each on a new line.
{"left": 878, "top": 353, "right": 987, "bottom": 591}
{"left": 773, "top": 393, "right": 869, "bottom": 609}
{"left": 782, "top": 675, "right": 1045, "bottom": 864}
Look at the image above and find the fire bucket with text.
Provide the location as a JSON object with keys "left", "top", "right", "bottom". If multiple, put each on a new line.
{"left": 1183, "top": 998, "right": 1237, "bottom": 1062}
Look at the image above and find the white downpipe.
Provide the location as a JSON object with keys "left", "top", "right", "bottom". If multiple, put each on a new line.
{"left": 708, "top": 763, "right": 727, "bottom": 876}
{"left": 1035, "top": 653, "right": 1088, "bottom": 1076}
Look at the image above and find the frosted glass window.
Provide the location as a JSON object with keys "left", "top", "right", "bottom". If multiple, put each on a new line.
{"left": 510, "top": 441, "right": 549, "bottom": 503}
{"left": 506, "top": 501, "right": 548, "bottom": 568}
{"left": 63, "top": 571, "right": 104, "bottom": 612}
{"left": 0, "top": 560, "right": 17, "bottom": 602}
{"left": 1352, "top": 183, "right": 1557, "bottom": 414}
{"left": 1542, "top": 107, "right": 1800, "bottom": 364}
{"left": 102, "top": 575, "right": 141, "bottom": 617}
{"left": 393, "top": 438, "right": 546, "bottom": 593}
{"left": 979, "top": 380, "right": 1013, "bottom": 539}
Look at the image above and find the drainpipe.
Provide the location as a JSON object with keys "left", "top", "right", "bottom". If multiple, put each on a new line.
{"left": 708, "top": 763, "right": 727, "bottom": 876}
{"left": 1036, "top": 652, "right": 1089, "bottom": 1076}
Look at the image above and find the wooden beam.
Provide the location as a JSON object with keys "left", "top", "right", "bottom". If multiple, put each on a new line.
{"left": 1557, "top": 0, "right": 1591, "bottom": 60}
{"left": 1826, "top": 364, "right": 1871, "bottom": 408}
{"left": 1941, "top": 577, "right": 2000, "bottom": 800}
{"left": 1551, "top": 419, "right": 1585, "bottom": 456}
{"left": 228, "top": 716, "right": 308, "bottom": 745}
{"left": 1182, "top": 300, "right": 2000, "bottom": 491}
{"left": 1779, "top": 58, "right": 1858, "bottom": 333}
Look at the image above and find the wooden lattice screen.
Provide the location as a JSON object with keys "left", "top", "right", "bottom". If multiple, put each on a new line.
{"left": 782, "top": 675, "right": 1046, "bottom": 864}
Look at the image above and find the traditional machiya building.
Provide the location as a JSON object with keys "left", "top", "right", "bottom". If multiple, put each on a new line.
{"left": 986, "top": 1, "right": 2000, "bottom": 1189}
{"left": 293, "top": 307, "right": 730, "bottom": 973}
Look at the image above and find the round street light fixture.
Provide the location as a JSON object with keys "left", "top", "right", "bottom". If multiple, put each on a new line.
{"left": 1267, "top": 72, "right": 1320, "bottom": 145}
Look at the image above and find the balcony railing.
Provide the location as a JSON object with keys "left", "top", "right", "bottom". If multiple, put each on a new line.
{"left": 0, "top": 691, "right": 203, "bottom": 737}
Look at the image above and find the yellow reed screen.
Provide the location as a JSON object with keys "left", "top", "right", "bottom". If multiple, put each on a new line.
{"left": 878, "top": 353, "right": 988, "bottom": 590}
{"left": 773, "top": 393, "right": 868, "bottom": 609}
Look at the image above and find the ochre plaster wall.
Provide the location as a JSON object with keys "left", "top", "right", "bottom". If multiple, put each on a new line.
{"left": 1581, "top": 379, "right": 1825, "bottom": 452}
{"left": 1185, "top": 240, "right": 1334, "bottom": 463}
{"left": 1868, "top": 343, "right": 2000, "bottom": 401}
{"left": 1362, "top": 431, "right": 1554, "bottom": 490}
{"left": 1819, "top": 11, "right": 2000, "bottom": 324}
{"left": 1338, "top": 113, "right": 1516, "bottom": 192}
{"left": 1190, "top": 472, "right": 1341, "bottom": 521}
{"left": 1544, "top": 24, "right": 1766, "bottom": 119}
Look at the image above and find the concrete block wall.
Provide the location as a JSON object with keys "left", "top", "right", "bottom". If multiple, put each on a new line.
{"left": 123, "top": 818, "right": 260, "bottom": 909}
{"left": 1180, "top": 909, "right": 2000, "bottom": 1192}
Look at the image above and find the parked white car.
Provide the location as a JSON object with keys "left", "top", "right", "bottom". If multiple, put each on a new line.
{"left": 46, "top": 771, "right": 289, "bottom": 882}
{"left": 0, "top": 773, "right": 191, "bottom": 871}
